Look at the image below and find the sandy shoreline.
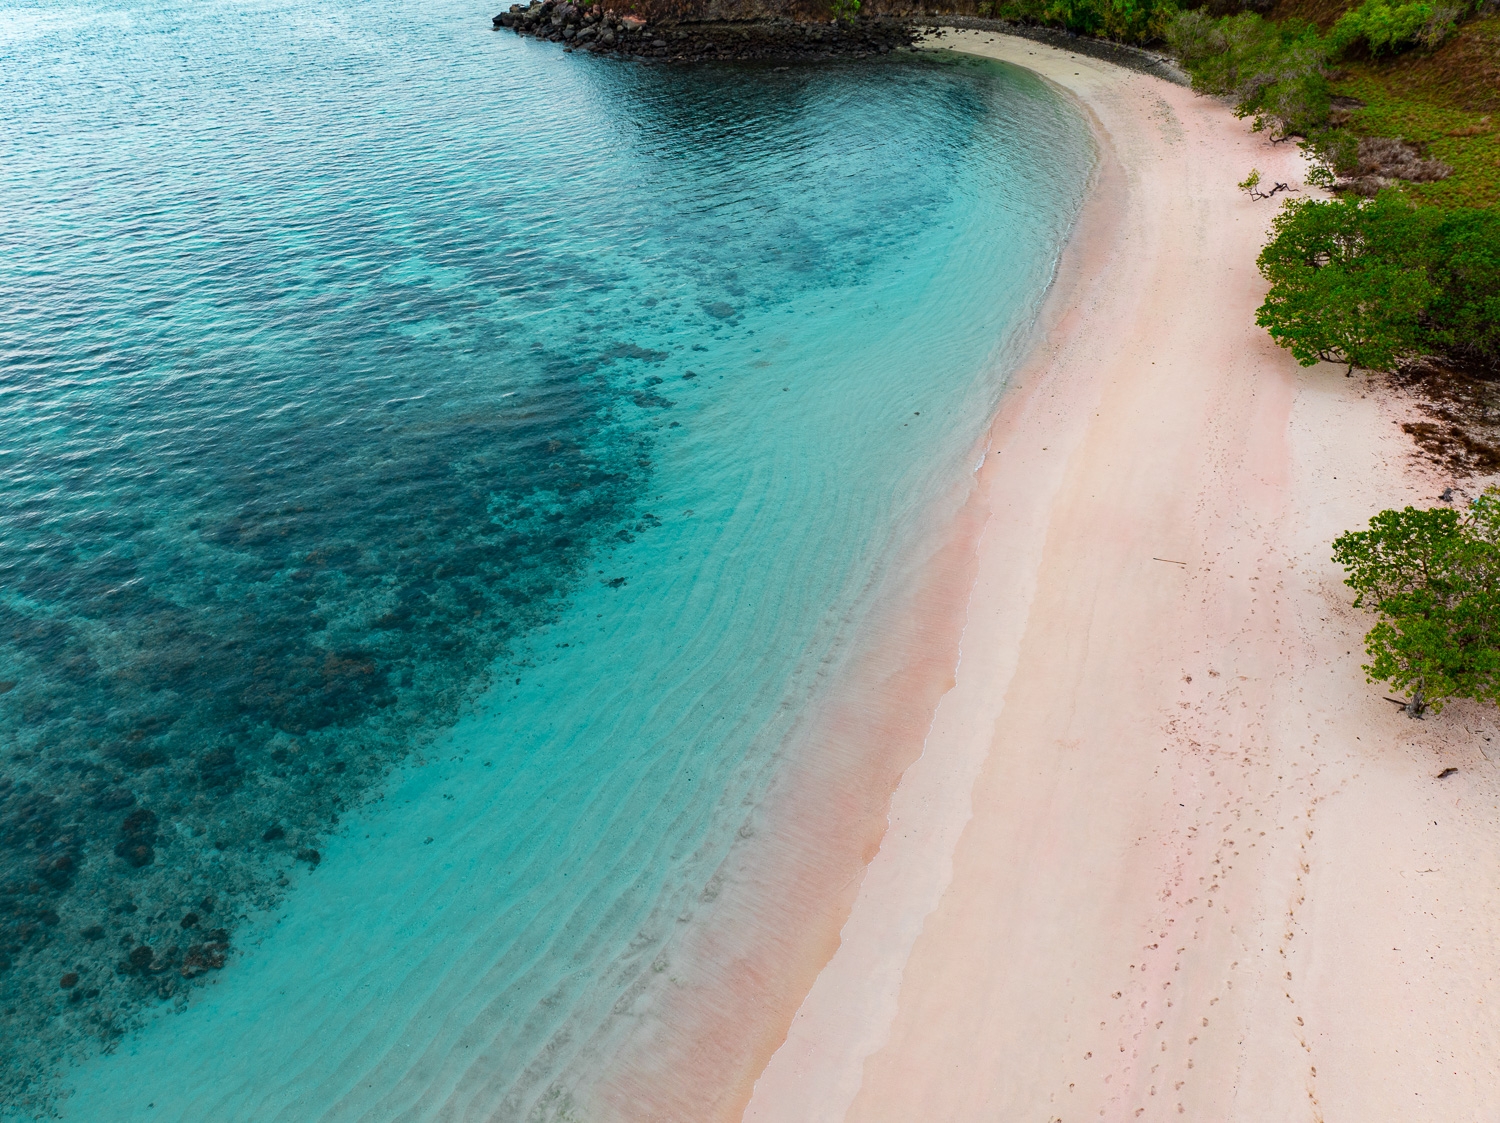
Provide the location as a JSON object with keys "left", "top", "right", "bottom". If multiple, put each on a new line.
{"left": 737, "top": 29, "right": 1500, "bottom": 1123}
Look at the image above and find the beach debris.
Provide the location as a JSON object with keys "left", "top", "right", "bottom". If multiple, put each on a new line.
{"left": 1238, "top": 168, "right": 1290, "bottom": 200}
{"left": 1437, "top": 766, "right": 1458, "bottom": 778}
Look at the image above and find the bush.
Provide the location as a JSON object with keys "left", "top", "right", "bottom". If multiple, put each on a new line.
{"left": 1168, "top": 12, "right": 1332, "bottom": 135}
{"left": 1415, "top": 0, "right": 1469, "bottom": 47}
{"left": 995, "top": 0, "right": 1181, "bottom": 43}
{"left": 1166, "top": 6, "right": 1227, "bottom": 59}
{"left": 1327, "top": 0, "right": 1441, "bottom": 56}
{"left": 1255, "top": 192, "right": 1500, "bottom": 374}
{"left": 1301, "top": 127, "right": 1362, "bottom": 188}
{"left": 1333, "top": 492, "right": 1500, "bottom": 716}
{"left": 1423, "top": 208, "right": 1500, "bottom": 370}
{"left": 1255, "top": 192, "right": 1434, "bottom": 371}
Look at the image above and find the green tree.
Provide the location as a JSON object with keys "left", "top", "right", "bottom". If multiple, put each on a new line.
{"left": 1168, "top": 12, "right": 1332, "bottom": 137}
{"left": 1423, "top": 208, "right": 1500, "bottom": 371}
{"left": 1327, "top": 0, "right": 1454, "bottom": 57}
{"left": 1332, "top": 492, "right": 1500, "bottom": 716}
{"left": 997, "top": 0, "right": 1177, "bottom": 43}
{"left": 1255, "top": 192, "right": 1434, "bottom": 372}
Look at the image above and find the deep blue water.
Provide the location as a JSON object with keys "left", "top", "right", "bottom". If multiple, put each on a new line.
{"left": 0, "top": 0, "right": 1091, "bottom": 1115}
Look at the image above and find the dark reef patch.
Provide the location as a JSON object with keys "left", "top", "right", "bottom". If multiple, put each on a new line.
{"left": 0, "top": 12, "right": 1007, "bottom": 1106}
{"left": 0, "top": 348, "right": 654, "bottom": 1107}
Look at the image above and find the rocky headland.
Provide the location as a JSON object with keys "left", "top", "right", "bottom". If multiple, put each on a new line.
{"left": 492, "top": 3, "right": 922, "bottom": 61}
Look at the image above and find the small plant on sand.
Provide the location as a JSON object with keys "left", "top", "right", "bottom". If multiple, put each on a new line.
{"left": 1238, "top": 168, "right": 1290, "bottom": 199}
{"left": 1333, "top": 491, "right": 1500, "bottom": 716}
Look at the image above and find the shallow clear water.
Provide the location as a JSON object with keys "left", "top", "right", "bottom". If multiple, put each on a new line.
{"left": 0, "top": 0, "right": 1090, "bottom": 1116}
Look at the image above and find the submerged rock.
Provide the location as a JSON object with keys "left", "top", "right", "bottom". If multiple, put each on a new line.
{"left": 114, "top": 808, "right": 158, "bottom": 869}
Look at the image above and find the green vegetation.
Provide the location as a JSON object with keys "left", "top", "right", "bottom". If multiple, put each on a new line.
{"left": 1332, "top": 67, "right": 1499, "bottom": 210}
{"left": 1333, "top": 492, "right": 1500, "bottom": 715}
{"left": 1165, "top": 0, "right": 1497, "bottom": 189}
{"left": 1165, "top": 3, "right": 1491, "bottom": 140}
{"left": 1256, "top": 193, "right": 1432, "bottom": 371}
{"left": 1254, "top": 192, "right": 1500, "bottom": 372}
{"left": 985, "top": 0, "right": 1500, "bottom": 718}
{"left": 982, "top": 0, "right": 1179, "bottom": 44}
{"left": 1168, "top": 11, "right": 1333, "bottom": 135}
{"left": 1326, "top": 0, "right": 1460, "bottom": 56}
{"left": 830, "top": 0, "right": 861, "bottom": 20}
{"left": 1161, "top": 0, "right": 1499, "bottom": 379}
{"left": 1239, "top": 166, "right": 1292, "bottom": 196}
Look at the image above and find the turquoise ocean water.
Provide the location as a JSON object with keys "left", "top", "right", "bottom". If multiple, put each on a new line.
{"left": 0, "top": 1, "right": 1091, "bottom": 1117}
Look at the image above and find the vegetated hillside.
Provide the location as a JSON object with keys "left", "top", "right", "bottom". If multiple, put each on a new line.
{"left": 1169, "top": 0, "right": 1498, "bottom": 208}
{"left": 1314, "top": 7, "right": 1500, "bottom": 208}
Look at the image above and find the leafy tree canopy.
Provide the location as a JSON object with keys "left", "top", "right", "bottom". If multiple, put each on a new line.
{"left": 1253, "top": 191, "right": 1500, "bottom": 374}
{"left": 1255, "top": 191, "right": 1434, "bottom": 372}
{"left": 1332, "top": 491, "right": 1500, "bottom": 716}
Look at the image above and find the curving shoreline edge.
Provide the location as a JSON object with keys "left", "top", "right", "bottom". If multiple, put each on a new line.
{"left": 742, "top": 28, "right": 1500, "bottom": 1123}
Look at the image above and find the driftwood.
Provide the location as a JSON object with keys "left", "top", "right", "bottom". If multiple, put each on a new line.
{"left": 1246, "top": 180, "right": 1291, "bottom": 200}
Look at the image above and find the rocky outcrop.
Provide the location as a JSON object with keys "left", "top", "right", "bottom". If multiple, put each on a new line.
{"left": 492, "top": 2, "right": 922, "bottom": 60}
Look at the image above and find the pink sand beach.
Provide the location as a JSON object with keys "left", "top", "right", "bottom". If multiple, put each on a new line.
{"left": 598, "top": 29, "right": 1500, "bottom": 1123}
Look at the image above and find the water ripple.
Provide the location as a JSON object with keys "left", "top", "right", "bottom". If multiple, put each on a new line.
{"left": 0, "top": 0, "right": 1090, "bottom": 1113}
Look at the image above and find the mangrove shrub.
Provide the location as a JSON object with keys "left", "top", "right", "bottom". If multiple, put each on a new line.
{"left": 1255, "top": 192, "right": 1433, "bottom": 372}
{"left": 1333, "top": 493, "right": 1500, "bottom": 716}
{"left": 1255, "top": 192, "right": 1500, "bottom": 374}
{"left": 993, "top": 0, "right": 1180, "bottom": 43}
